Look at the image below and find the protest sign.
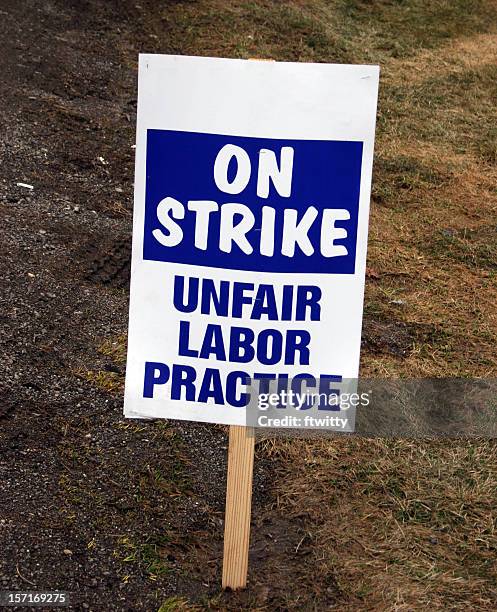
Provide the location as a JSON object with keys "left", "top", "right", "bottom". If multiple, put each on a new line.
{"left": 124, "top": 54, "right": 378, "bottom": 589}
{"left": 124, "top": 55, "right": 379, "bottom": 426}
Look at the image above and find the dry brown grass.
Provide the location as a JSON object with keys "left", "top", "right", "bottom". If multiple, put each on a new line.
{"left": 264, "top": 436, "right": 497, "bottom": 610}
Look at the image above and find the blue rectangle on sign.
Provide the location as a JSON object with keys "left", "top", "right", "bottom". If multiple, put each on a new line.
{"left": 143, "top": 130, "right": 363, "bottom": 274}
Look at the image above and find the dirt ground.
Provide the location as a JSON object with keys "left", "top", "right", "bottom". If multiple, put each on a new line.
{"left": 1, "top": 1, "right": 496, "bottom": 611}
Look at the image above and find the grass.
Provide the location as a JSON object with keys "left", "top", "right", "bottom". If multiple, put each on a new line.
{"left": 79, "top": 368, "right": 123, "bottom": 393}
{"left": 109, "top": 0, "right": 497, "bottom": 608}
{"left": 120, "top": 535, "right": 173, "bottom": 580}
{"left": 157, "top": 1, "right": 349, "bottom": 62}
{"left": 266, "top": 437, "right": 497, "bottom": 610}
{"left": 99, "top": 334, "right": 128, "bottom": 364}
{"left": 372, "top": 154, "right": 449, "bottom": 207}
{"left": 76, "top": 335, "right": 127, "bottom": 393}
{"left": 427, "top": 226, "right": 497, "bottom": 271}
{"left": 146, "top": 0, "right": 496, "bottom": 65}
{"left": 340, "top": 0, "right": 496, "bottom": 59}
{"left": 158, "top": 597, "right": 200, "bottom": 612}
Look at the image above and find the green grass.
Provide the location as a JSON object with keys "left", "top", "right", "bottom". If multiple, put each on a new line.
{"left": 392, "top": 63, "right": 497, "bottom": 158}
{"left": 153, "top": 0, "right": 497, "bottom": 65}
{"left": 427, "top": 226, "right": 497, "bottom": 271}
{"left": 120, "top": 535, "right": 173, "bottom": 578}
{"left": 340, "top": 0, "right": 496, "bottom": 60}
{"left": 158, "top": 597, "right": 199, "bottom": 612}
{"left": 159, "top": 1, "right": 349, "bottom": 62}
{"left": 372, "top": 155, "right": 448, "bottom": 206}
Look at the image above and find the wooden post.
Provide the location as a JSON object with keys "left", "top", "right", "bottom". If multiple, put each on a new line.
{"left": 222, "top": 425, "right": 255, "bottom": 589}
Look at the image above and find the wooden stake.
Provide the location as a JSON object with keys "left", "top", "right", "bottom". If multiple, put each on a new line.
{"left": 222, "top": 425, "right": 255, "bottom": 589}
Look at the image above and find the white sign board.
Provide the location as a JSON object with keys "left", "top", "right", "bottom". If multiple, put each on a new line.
{"left": 124, "top": 55, "right": 379, "bottom": 425}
